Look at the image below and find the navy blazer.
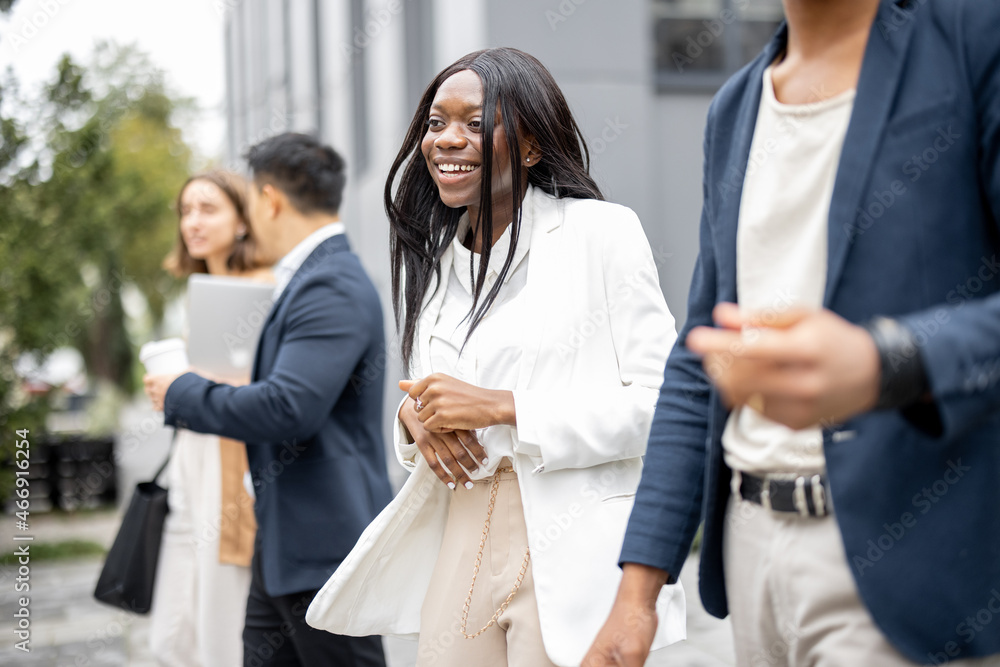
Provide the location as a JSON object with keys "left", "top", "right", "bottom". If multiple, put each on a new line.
{"left": 622, "top": 0, "right": 1000, "bottom": 662}
{"left": 165, "top": 234, "right": 393, "bottom": 597}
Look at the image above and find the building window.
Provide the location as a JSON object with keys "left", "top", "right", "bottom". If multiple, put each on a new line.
{"left": 653, "top": 0, "right": 784, "bottom": 91}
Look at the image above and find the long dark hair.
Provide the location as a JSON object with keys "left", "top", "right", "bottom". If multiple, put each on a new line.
{"left": 386, "top": 47, "right": 603, "bottom": 370}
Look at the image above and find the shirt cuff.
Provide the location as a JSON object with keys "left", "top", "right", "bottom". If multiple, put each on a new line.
{"left": 393, "top": 394, "right": 419, "bottom": 470}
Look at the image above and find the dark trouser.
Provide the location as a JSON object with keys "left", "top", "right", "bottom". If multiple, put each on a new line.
{"left": 242, "top": 550, "right": 386, "bottom": 667}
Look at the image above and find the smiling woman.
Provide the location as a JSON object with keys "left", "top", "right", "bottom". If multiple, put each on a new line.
{"left": 419, "top": 70, "right": 520, "bottom": 235}
{"left": 386, "top": 48, "right": 602, "bottom": 372}
{"left": 307, "top": 48, "right": 686, "bottom": 667}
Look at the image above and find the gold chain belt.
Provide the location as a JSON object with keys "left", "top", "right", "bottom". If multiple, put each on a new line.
{"left": 459, "top": 466, "right": 531, "bottom": 639}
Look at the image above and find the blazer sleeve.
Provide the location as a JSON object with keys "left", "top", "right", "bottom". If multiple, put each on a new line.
{"left": 897, "top": 0, "right": 1000, "bottom": 441}
{"left": 163, "top": 276, "right": 375, "bottom": 444}
{"left": 619, "top": 126, "right": 717, "bottom": 582}
{"left": 510, "top": 208, "right": 678, "bottom": 472}
{"left": 391, "top": 263, "right": 426, "bottom": 470}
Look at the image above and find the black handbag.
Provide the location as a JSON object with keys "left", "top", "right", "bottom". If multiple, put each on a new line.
{"left": 93, "top": 430, "right": 175, "bottom": 614}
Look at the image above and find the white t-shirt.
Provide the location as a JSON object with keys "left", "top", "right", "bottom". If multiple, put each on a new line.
{"left": 427, "top": 206, "right": 532, "bottom": 478}
{"left": 721, "top": 64, "right": 856, "bottom": 475}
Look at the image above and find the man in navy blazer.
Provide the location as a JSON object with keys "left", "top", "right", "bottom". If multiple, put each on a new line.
{"left": 586, "top": 1, "right": 1000, "bottom": 665}
{"left": 145, "top": 133, "right": 391, "bottom": 666}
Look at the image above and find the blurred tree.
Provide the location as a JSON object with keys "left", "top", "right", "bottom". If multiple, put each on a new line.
{"left": 0, "top": 70, "right": 49, "bottom": 440}
{"left": 0, "top": 43, "right": 191, "bottom": 446}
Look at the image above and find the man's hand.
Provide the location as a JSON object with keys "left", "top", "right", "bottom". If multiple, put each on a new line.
{"left": 397, "top": 388, "right": 486, "bottom": 489}
{"left": 582, "top": 563, "right": 667, "bottom": 666}
{"left": 400, "top": 373, "right": 516, "bottom": 433}
{"left": 686, "top": 303, "right": 880, "bottom": 430}
{"left": 143, "top": 372, "right": 185, "bottom": 412}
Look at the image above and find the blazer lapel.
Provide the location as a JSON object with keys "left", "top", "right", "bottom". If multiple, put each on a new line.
{"left": 516, "top": 188, "right": 561, "bottom": 389}
{"left": 261, "top": 235, "right": 350, "bottom": 330}
{"left": 824, "top": 0, "right": 916, "bottom": 305}
{"left": 413, "top": 189, "right": 555, "bottom": 387}
{"left": 252, "top": 234, "right": 348, "bottom": 379}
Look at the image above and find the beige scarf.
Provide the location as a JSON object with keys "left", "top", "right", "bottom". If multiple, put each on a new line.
{"left": 217, "top": 438, "right": 257, "bottom": 566}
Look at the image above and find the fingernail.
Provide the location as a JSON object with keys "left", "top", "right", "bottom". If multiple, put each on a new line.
{"left": 464, "top": 481, "right": 474, "bottom": 490}
{"left": 447, "top": 482, "right": 456, "bottom": 490}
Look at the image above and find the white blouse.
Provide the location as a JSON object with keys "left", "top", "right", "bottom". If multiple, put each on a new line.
{"left": 426, "top": 204, "right": 533, "bottom": 478}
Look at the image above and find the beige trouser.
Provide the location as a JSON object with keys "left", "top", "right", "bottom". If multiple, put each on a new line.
{"left": 416, "top": 464, "right": 557, "bottom": 667}
{"left": 723, "top": 494, "right": 1000, "bottom": 666}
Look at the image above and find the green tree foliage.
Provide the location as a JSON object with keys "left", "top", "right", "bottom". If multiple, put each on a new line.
{"left": 0, "top": 43, "right": 192, "bottom": 443}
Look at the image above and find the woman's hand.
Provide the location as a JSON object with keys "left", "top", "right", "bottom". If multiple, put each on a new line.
{"left": 398, "top": 394, "right": 486, "bottom": 489}
{"left": 400, "top": 373, "right": 516, "bottom": 433}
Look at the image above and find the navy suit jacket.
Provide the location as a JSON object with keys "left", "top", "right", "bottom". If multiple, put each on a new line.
{"left": 165, "top": 234, "right": 393, "bottom": 597}
{"left": 622, "top": 0, "right": 1000, "bottom": 662}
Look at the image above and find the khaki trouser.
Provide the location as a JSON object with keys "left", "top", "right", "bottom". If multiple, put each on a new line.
{"left": 416, "top": 464, "right": 557, "bottom": 667}
{"left": 723, "top": 494, "right": 1000, "bottom": 666}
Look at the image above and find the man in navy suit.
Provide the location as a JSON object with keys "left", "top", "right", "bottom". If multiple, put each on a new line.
{"left": 145, "top": 133, "right": 392, "bottom": 666}
{"left": 585, "top": 0, "right": 1000, "bottom": 665}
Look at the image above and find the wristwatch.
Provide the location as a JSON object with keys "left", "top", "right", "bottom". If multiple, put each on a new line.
{"left": 861, "top": 316, "right": 929, "bottom": 409}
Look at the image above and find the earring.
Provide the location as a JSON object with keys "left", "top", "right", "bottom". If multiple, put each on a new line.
{"left": 525, "top": 157, "right": 532, "bottom": 163}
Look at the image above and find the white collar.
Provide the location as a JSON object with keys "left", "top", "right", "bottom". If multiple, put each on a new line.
{"left": 450, "top": 186, "right": 536, "bottom": 295}
{"left": 273, "top": 222, "right": 346, "bottom": 298}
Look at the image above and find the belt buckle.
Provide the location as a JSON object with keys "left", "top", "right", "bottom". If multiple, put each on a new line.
{"left": 793, "top": 476, "right": 809, "bottom": 517}
{"left": 811, "top": 474, "right": 827, "bottom": 517}
{"left": 760, "top": 478, "right": 772, "bottom": 511}
{"left": 730, "top": 469, "right": 743, "bottom": 497}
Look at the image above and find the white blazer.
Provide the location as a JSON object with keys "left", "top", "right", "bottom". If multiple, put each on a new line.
{"left": 306, "top": 186, "right": 686, "bottom": 666}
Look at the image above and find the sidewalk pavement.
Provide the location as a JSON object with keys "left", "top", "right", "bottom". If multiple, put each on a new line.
{"left": 0, "top": 510, "right": 733, "bottom": 666}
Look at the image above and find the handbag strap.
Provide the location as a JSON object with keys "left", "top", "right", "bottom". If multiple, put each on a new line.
{"left": 151, "top": 428, "right": 179, "bottom": 484}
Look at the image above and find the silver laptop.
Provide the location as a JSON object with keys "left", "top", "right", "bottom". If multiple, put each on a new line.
{"left": 186, "top": 274, "right": 276, "bottom": 381}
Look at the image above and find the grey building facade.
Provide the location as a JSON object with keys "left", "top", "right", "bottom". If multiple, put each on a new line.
{"left": 223, "top": 0, "right": 780, "bottom": 481}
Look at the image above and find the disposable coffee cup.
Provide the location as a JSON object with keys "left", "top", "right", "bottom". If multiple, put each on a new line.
{"left": 139, "top": 338, "right": 189, "bottom": 375}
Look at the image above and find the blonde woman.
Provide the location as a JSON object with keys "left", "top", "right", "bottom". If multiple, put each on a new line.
{"left": 151, "top": 171, "right": 270, "bottom": 666}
